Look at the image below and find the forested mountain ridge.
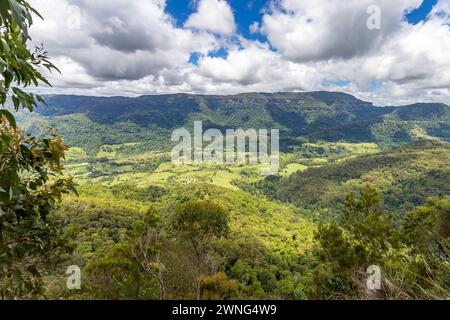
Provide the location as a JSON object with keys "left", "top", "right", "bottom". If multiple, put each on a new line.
{"left": 16, "top": 92, "right": 450, "bottom": 154}
{"left": 2, "top": 0, "right": 448, "bottom": 301}
{"left": 10, "top": 92, "right": 450, "bottom": 300}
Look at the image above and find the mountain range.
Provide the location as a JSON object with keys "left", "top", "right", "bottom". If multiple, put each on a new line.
{"left": 15, "top": 91, "right": 450, "bottom": 155}
{"left": 11, "top": 91, "right": 450, "bottom": 299}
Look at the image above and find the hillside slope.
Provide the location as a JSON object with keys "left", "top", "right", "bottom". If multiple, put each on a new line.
{"left": 14, "top": 92, "right": 450, "bottom": 154}
{"left": 253, "top": 140, "right": 450, "bottom": 221}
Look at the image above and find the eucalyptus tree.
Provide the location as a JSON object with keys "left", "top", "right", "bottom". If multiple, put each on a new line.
{"left": 0, "top": 0, "right": 75, "bottom": 299}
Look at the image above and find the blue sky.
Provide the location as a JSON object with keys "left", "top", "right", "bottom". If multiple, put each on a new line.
{"left": 166, "top": 0, "right": 438, "bottom": 33}
{"left": 166, "top": 0, "right": 440, "bottom": 25}
{"left": 165, "top": 0, "right": 440, "bottom": 60}
{"left": 166, "top": 0, "right": 269, "bottom": 42}
{"left": 406, "top": 0, "right": 439, "bottom": 23}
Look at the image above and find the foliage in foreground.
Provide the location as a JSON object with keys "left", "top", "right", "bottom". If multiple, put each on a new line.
{"left": 311, "top": 186, "right": 449, "bottom": 300}
{"left": 43, "top": 181, "right": 449, "bottom": 300}
{"left": 0, "top": 0, "right": 74, "bottom": 299}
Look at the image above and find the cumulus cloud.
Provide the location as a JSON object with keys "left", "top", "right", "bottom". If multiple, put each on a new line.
{"left": 189, "top": 42, "right": 321, "bottom": 93}
{"left": 26, "top": 0, "right": 450, "bottom": 105}
{"left": 30, "top": 0, "right": 217, "bottom": 81}
{"left": 261, "top": 0, "right": 422, "bottom": 62}
{"left": 184, "top": 0, "right": 236, "bottom": 35}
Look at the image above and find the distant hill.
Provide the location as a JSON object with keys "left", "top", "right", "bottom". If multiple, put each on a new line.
{"left": 15, "top": 92, "right": 450, "bottom": 154}
{"left": 253, "top": 140, "right": 450, "bottom": 221}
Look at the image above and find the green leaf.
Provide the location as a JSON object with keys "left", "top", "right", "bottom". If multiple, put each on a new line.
{"left": 0, "top": 133, "right": 11, "bottom": 144}
{"left": 0, "top": 108, "right": 17, "bottom": 129}
{"left": 0, "top": 38, "right": 10, "bottom": 53}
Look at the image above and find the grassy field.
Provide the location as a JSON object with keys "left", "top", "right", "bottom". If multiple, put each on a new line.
{"left": 65, "top": 141, "right": 380, "bottom": 191}
{"left": 58, "top": 140, "right": 385, "bottom": 265}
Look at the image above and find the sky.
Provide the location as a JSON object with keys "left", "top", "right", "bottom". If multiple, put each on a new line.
{"left": 28, "top": 0, "right": 450, "bottom": 106}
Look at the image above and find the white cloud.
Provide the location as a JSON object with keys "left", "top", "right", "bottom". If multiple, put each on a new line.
{"left": 430, "top": 0, "right": 450, "bottom": 24}
{"left": 26, "top": 0, "right": 450, "bottom": 105}
{"left": 189, "top": 42, "right": 321, "bottom": 93}
{"left": 249, "top": 22, "right": 260, "bottom": 34}
{"left": 30, "top": 0, "right": 218, "bottom": 81}
{"left": 185, "top": 0, "right": 236, "bottom": 35}
{"left": 261, "top": 0, "right": 422, "bottom": 62}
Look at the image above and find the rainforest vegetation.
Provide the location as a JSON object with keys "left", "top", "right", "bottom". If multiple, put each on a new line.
{"left": 0, "top": 0, "right": 449, "bottom": 300}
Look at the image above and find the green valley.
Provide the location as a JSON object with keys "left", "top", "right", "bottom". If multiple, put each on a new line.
{"left": 9, "top": 93, "right": 448, "bottom": 300}
{"left": 1, "top": 0, "right": 449, "bottom": 304}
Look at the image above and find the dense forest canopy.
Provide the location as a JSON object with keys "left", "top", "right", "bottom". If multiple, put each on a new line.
{"left": 15, "top": 92, "right": 448, "bottom": 300}
{"left": 0, "top": 0, "right": 449, "bottom": 301}
{"left": 17, "top": 93, "right": 449, "bottom": 155}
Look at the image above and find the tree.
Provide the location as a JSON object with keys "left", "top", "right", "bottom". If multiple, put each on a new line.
{"left": 312, "top": 221, "right": 362, "bottom": 299}
{"left": 400, "top": 197, "right": 450, "bottom": 298}
{"left": 130, "top": 208, "right": 166, "bottom": 300}
{"left": 171, "top": 200, "right": 229, "bottom": 299}
{"left": 311, "top": 186, "right": 450, "bottom": 300}
{"left": 79, "top": 208, "right": 162, "bottom": 300}
{"left": 199, "top": 272, "right": 238, "bottom": 300}
{"left": 0, "top": 0, "right": 75, "bottom": 299}
{"left": 311, "top": 185, "right": 398, "bottom": 299}
{"left": 341, "top": 185, "right": 399, "bottom": 260}
{"left": 403, "top": 197, "right": 450, "bottom": 255}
